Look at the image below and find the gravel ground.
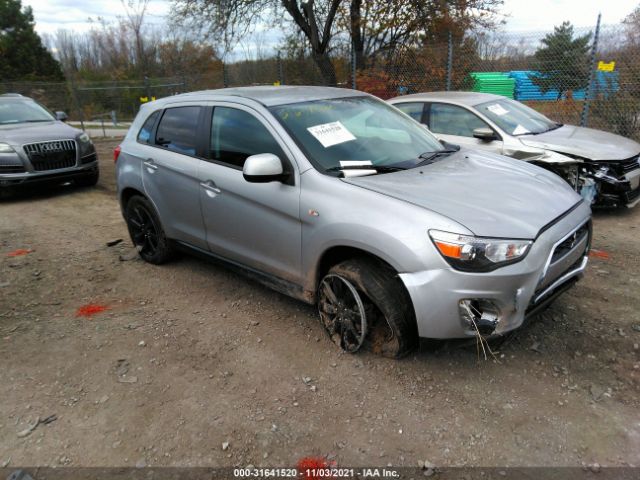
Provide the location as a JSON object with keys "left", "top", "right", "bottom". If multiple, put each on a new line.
{"left": 0, "top": 138, "right": 639, "bottom": 469}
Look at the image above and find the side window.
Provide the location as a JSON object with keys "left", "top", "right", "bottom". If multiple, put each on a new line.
{"left": 155, "top": 106, "right": 201, "bottom": 156}
{"left": 210, "top": 107, "right": 286, "bottom": 168}
{"left": 394, "top": 102, "right": 425, "bottom": 123}
{"left": 429, "top": 103, "right": 490, "bottom": 137}
{"left": 137, "top": 110, "right": 160, "bottom": 144}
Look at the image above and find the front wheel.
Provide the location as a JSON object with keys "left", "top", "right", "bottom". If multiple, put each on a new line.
{"left": 124, "top": 195, "right": 173, "bottom": 264}
{"left": 318, "top": 258, "right": 418, "bottom": 358}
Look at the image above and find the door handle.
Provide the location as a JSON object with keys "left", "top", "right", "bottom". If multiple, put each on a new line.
{"left": 200, "top": 180, "right": 221, "bottom": 194}
{"left": 143, "top": 159, "right": 158, "bottom": 170}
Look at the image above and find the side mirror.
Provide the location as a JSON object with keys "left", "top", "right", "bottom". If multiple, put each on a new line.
{"left": 55, "top": 111, "right": 68, "bottom": 122}
{"left": 473, "top": 127, "right": 497, "bottom": 142}
{"left": 243, "top": 153, "right": 285, "bottom": 183}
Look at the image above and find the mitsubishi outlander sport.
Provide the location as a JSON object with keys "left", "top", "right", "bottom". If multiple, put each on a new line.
{"left": 115, "top": 86, "right": 592, "bottom": 358}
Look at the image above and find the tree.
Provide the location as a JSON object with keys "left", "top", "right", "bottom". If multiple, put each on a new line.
{"left": 173, "top": 0, "right": 341, "bottom": 85}
{"left": 348, "top": 0, "right": 503, "bottom": 69}
{"left": 531, "top": 21, "right": 591, "bottom": 99}
{"left": 0, "top": 0, "right": 64, "bottom": 80}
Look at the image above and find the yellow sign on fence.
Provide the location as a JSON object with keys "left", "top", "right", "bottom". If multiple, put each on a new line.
{"left": 139, "top": 96, "right": 157, "bottom": 103}
{"left": 597, "top": 61, "right": 615, "bottom": 72}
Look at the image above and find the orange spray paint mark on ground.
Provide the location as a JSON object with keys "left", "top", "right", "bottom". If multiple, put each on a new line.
{"left": 6, "top": 249, "right": 33, "bottom": 257}
{"left": 297, "top": 457, "right": 334, "bottom": 479}
{"left": 76, "top": 304, "right": 110, "bottom": 318}
{"left": 589, "top": 249, "right": 610, "bottom": 260}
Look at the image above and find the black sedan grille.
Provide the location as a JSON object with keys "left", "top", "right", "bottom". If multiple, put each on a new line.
{"left": 23, "top": 140, "right": 77, "bottom": 172}
{"left": 618, "top": 155, "right": 640, "bottom": 176}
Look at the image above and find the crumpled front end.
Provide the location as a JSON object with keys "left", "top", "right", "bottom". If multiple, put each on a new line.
{"left": 398, "top": 202, "right": 592, "bottom": 339}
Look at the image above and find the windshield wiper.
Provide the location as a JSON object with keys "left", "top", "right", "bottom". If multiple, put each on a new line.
{"left": 416, "top": 149, "right": 458, "bottom": 167}
{"left": 23, "top": 119, "right": 52, "bottom": 123}
{"left": 325, "top": 165, "right": 405, "bottom": 175}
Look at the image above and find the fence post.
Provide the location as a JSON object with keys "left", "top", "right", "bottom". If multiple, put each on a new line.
{"left": 446, "top": 30, "right": 453, "bottom": 91}
{"left": 580, "top": 13, "right": 602, "bottom": 127}
{"left": 277, "top": 52, "right": 284, "bottom": 85}
{"left": 144, "top": 76, "right": 151, "bottom": 101}
{"left": 68, "top": 76, "right": 85, "bottom": 131}
{"left": 351, "top": 42, "right": 357, "bottom": 90}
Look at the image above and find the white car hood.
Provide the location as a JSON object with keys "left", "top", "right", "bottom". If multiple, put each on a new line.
{"left": 519, "top": 124, "right": 640, "bottom": 161}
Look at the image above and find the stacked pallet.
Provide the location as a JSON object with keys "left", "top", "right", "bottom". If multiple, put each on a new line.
{"left": 469, "top": 72, "right": 515, "bottom": 98}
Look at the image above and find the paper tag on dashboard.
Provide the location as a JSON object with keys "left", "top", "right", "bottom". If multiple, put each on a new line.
{"left": 487, "top": 104, "right": 509, "bottom": 116}
{"left": 307, "top": 121, "right": 356, "bottom": 148}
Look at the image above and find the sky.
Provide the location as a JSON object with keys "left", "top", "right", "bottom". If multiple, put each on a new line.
{"left": 22, "top": 0, "right": 639, "bottom": 44}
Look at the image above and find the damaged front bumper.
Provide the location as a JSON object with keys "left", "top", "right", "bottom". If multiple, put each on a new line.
{"left": 584, "top": 156, "right": 640, "bottom": 208}
{"left": 399, "top": 202, "right": 592, "bottom": 339}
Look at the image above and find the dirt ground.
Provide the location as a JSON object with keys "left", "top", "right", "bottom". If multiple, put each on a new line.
{"left": 1, "top": 138, "right": 639, "bottom": 469}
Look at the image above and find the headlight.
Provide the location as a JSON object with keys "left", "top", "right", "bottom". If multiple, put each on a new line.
{"left": 429, "top": 230, "right": 532, "bottom": 272}
{"left": 0, "top": 142, "right": 15, "bottom": 153}
{"left": 78, "top": 133, "right": 91, "bottom": 143}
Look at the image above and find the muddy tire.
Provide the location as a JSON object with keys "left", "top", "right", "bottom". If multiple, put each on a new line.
{"left": 124, "top": 195, "right": 173, "bottom": 264}
{"left": 319, "top": 258, "right": 418, "bottom": 358}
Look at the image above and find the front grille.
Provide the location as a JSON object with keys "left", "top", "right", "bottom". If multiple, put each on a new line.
{"left": 537, "top": 220, "right": 591, "bottom": 294}
{"left": 625, "top": 186, "right": 640, "bottom": 204}
{"left": 23, "top": 140, "right": 77, "bottom": 172}
{"left": 550, "top": 222, "right": 589, "bottom": 264}
{"left": 617, "top": 155, "right": 640, "bottom": 176}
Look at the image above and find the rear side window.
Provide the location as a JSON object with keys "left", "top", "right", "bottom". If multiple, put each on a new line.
{"left": 155, "top": 106, "right": 201, "bottom": 156}
{"left": 395, "top": 102, "right": 425, "bottom": 123}
{"left": 210, "top": 107, "right": 285, "bottom": 168}
{"left": 137, "top": 110, "right": 160, "bottom": 144}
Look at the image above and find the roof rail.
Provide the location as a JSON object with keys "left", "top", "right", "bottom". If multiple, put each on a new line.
{"left": 0, "top": 93, "right": 25, "bottom": 97}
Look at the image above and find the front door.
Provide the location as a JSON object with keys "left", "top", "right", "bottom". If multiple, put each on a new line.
{"left": 197, "top": 104, "right": 302, "bottom": 284}
{"left": 427, "top": 102, "right": 504, "bottom": 154}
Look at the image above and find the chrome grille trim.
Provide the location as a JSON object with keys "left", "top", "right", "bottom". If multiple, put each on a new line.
{"left": 22, "top": 139, "right": 77, "bottom": 171}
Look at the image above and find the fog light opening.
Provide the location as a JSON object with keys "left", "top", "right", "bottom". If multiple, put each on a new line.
{"left": 459, "top": 299, "right": 500, "bottom": 360}
{"left": 459, "top": 299, "right": 500, "bottom": 335}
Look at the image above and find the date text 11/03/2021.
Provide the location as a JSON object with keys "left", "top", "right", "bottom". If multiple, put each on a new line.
{"left": 233, "top": 467, "right": 400, "bottom": 478}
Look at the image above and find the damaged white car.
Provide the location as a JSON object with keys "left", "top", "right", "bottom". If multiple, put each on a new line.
{"left": 389, "top": 92, "right": 640, "bottom": 208}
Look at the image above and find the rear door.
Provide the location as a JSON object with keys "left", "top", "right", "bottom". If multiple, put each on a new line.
{"left": 141, "top": 105, "right": 208, "bottom": 249}
{"left": 197, "top": 103, "right": 302, "bottom": 284}
{"left": 426, "top": 102, "right": 504, "bottom": 153}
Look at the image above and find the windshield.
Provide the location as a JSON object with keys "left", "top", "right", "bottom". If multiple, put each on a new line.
{"left": 269, "top": 96, "right": 444, "bottom": 173}
{"left": 0, "top": 101, "right": 55, "bottom": 125}
{"left": 475, "top": 98, "right": 559, "bottom": 136}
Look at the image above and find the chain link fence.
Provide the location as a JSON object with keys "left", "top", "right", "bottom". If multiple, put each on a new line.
{"left": 1, "top": 17, "right": 638, "bottom": 140}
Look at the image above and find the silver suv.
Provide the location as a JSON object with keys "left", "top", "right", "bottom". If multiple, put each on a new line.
{"left": 116, "top": 86, "right": 592, "bottom": 357}
{"left": 0, "top": 94, "right": 99, "bottom": 195}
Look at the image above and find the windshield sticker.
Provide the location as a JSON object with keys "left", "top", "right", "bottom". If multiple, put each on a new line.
{"left": 513, "top": 124, "right": 530, "bottom": 135}
{"left": 487, "top": 104, "right": 509, "bottom": 116}
{"left": 307, "top": 121, "right": 356, "bottom": 148}
{"left": 339, "top": 160, "right": 372, "bottom": 167}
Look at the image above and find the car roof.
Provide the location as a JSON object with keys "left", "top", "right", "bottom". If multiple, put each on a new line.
{"left": 153, "top": 86, "right": 369, "bottom": 108}
{"left": 389, "top": 91, "right": 506, "bottom": 107}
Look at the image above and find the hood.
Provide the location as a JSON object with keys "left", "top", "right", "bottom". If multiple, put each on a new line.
{"left": 519, "top": 124, "right": 640, "bottom": 161}
{"left": 344, "top": 150, "right": 582, "bottom": 239}
{"left": 0, "top": 121, "right": 81, "bottom": 145}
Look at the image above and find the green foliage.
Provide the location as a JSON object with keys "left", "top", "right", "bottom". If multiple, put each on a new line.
{"left": 531, "top": 21, "right": 591, "bottom": 98}
{"left": 0, "top": 0, "right": 64, "bottom": 80}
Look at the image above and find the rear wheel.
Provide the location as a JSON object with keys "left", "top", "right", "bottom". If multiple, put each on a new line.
{"left": 124, "top": 195, "right": 173, "bottom": 264}
{"left": 318, "top": 258, "right": 418, "bottom": 358}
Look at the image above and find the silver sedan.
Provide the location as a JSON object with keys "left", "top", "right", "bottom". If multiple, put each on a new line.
{"left": 389, "top": 91, "right": 640, "bottom": 208}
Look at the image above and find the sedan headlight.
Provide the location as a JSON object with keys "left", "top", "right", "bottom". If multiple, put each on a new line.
{"left": 78, "top": 133, "right": 91, "bottom": 143}
{"left": 429, "top": 230, "right": 532, "bottom": 272}
{"left": 0, "top": 142, "right": 15, "bottom": 153}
